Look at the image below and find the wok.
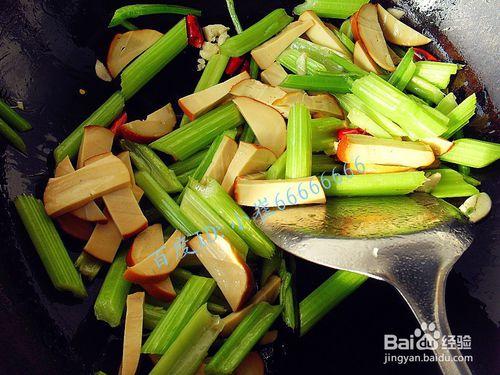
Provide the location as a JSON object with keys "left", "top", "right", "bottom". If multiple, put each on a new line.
{"left": 0, "top": 0, "right": 498, "bottom": 374}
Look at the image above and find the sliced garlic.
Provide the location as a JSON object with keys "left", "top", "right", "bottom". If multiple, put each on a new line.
{"left": 196, "top": 58, "right": 206, "bottom": 71}
{"left": 95, "top": 59, "right": 112, "bottom": 82}
{"left": 200, "top": 42, "right": 220, "bottom": 61}
{"left": 459, "top": 192, "right": 492, "bottom": 223}
{"left": 416, "top": 172, "right": 441, "bottom": 193}
{"left": 217, "top": 31, "right": 230, "bottom": 46}
{"left": 203, "top": 24, "right": 230, "bottom": 42}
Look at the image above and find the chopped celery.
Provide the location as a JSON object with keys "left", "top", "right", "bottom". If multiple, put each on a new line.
{"left": 294, "top": 0, "right": 369, "bottom": 19}
{"left": 94, "top": 249, "right": 131, "bottom": 327}
{"left": 347, "top": 108, "right": 392, "bottom": 139}
{"left": 14, "top": 195, "right": 87, "bottom": 298}
{"left": 311, "top": 117, "right": 344, "bottom": 152}
{"left": 281, "top": 73, "right": 353, "bottom": 93}
{"left": 121, "top": 18, "right": 187, "bottom": 99}
{"left": 441, "top": 93, "right": 477, "bottom": 139}
{"left": 300, "top": 270, "right": 368, "bottom": 335}
{"left": 332, "top": 28, "right": 355, "bottom": 54}
{"left": 75, "top": 252, "right": 103, "bottom": 280}
{"left": 406, "top": 76, "right": 445, "bottom": 105}
{"left": 440, "top": 138, "right": 500, "bottom": 168}
{"left": 109, "top": 4, "right": 201, "bottom": 27}
{"left": 436, "top": 93, "right": 458, "bottom": 115}
{"left": 266, "top": 151, "right": 287, "bottom": 180}
{"left": 312, "top": 154, "right": 341, "bottom": 174}
{"left": 169, "top": 149, "right": 208, "bottom": 176}
{"left": 339, "top": 19, "right": 353, "bottom": 40}
{"left": 414, "top": 61, "right": 460, "bottom": 89}
{"left": 463, "top": 175, "right": 481, "bottom": 187}
{"left": 177, "top": 169, "right": 195, "bottom": 186}
{"left": 121, "top": 20, "right": 139, "bottom": 30}
{"left": 225, "top": 0, "right": 243, "bottom": 34}
{"left": 144, "top": 303, "right": 167, "bottom": 330}
{"left": 220, "top": 9, "right": 293, "bottom": 57}
{"left": 150, "top": 304, "right": 223, "bottom": 375}
{"left": 277, "top": 49, "right": 327, "bottom": 75}
{"left": 429, "top": 168, "right": 479, "bottom": 198}
{"left": 0, "top": 117, "right": 27, "bottom": 153}
{"left": 279, "top": 259, "right": 299, "bottom": 330}
{"left": 239, "top": 124, "right": 256, "bottom": 143}
{"left": 150, "top": 102, "right": 244, "bottom": 160}
{"left": 261, "top": 251, "right": 282, "bottom": 286}
{"left": 322, "top": 171, "right": 427, "bottom": 196}
{"left": 0, "top": 98, "right": 31, "bottom": 131}
{"left": 286, "top": 103, "right": 312, "bottom": 179}
{"left": 388, "top": 48, "right": 415, "bottom": 91}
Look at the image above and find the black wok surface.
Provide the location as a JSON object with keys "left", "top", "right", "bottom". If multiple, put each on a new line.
{"left": 0, "top": 1, "right": 498, "bottom": 374}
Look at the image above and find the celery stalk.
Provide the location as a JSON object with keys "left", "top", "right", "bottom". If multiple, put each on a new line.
{"left": 261, "top": 251, "right": 282, "bottom": 286}
{"left": 142, "top": 276, "right": 216, "bottom": 354}
{"left": 322, "top": 171, "right": 427, "bottom": 196}
{"left": 109, "top": 4, "right": 201, "bottom": 27}
{"left": 388, "top": 48, "right": 415, "bottom": 91}
{"left": 266, "top": 151, "right": 287, "bottom": 180}
{"left": 340, "top": 19, "right": 353, "bottom": 40}
{"left": 205, "top": 302, "right": 282, "bottom": 375}
{"left": 144, "top": 303, "right": 167, "bottom": 330}
{"left": 414, "top": 61, "right": 460, "bottom": 89}
{"left": 281, "top": 73, "right": 353, "bottom": 93}
{"left": 239, "top": 124, "right": 255, "bottom": 143}
{"left": 225, "top": 0, "right": 243, "bottom": 34}
{"left": 120, "top": 18, "right": 187, "bottom": 99}
{"left": 0, "top": 117, "right": 27, "bottom": 153}
{"left": 75, "top": 252, "right": 103, "bottom": 280}
{"left": 0, "top": 98, "right": 31, "bottom": 131}
{"left": 300, "top": 270, "right": 368, "bottom": 335}
{"left": 121, "top": 20, "right": 138, "bottom": 30}
{"left": 439, "top": 138, "right": 500, "bottom": 168}
{"left": 14, "top": 195, "right": 87, "bottom": 298}
{"left": 286, "top": 103, "right": 312, "bottom": 179}
{"left": 94, "top": 249, "right": 131, "bottom": 327}
{"left": 406, "top": 76, "right": 445, "bottom": 105}
{"left": 347, "top": 108, "right": 392, "bottom": 139}
{"left": 177, "top": 169, "right": 195, "bottom": 186}
{"left": 436, "top": 93, "right": 458, "bottom": 115}
{"left": 277, "top": 49, "right": 327, "bottom": 75}
{"left": 429, "top": 168, "right": 479, "bottom": 198}
{"left": 150, "top": 304, "right": 224, "bottom": 375}
{"left": 294, "top": 0, "right": 369, "bottom": 19}
{"left": 332, "top": 28, "right": 355, "bottom": 54}
{"left": 169, "top": 149, "right": 208, "bottom": 176}
{"left": 220, "top": 9, "right": 292, "bottom": 57}
{"left": 311, "top": 117, "right": 344, "bottom": 152}
{"left": 150, "top": 102, "right": 244, "bottom": 160}
{"left": 279, "top": 258, "right": 299, "bottom": 330}
{"left": 441, "top": 93, "right": 477, "bottom": 139}
{"left": 312, "top": 154, "right": 341, "bottom": 174}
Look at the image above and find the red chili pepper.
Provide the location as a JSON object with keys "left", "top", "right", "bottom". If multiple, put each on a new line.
{"left": 225, "top": 56, "right": 246, "bottom": 75}
{"left": 110, "top": 112, "right": 127, "bottom": 135}
{"left": 238, "top": 59, "right": 250, "bottom": 74}
{"left": 337, "top": 128, "right": 366, "bottom": 141}
{"left": 413, "top": 47, "right": 439, "bottom": 62}
{"left": 186, "top": 15, "right": 204, "bottom": 49}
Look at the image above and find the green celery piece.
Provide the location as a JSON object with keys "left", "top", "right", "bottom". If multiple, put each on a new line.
{"left": 120, "top": 20, "right": 139, "bottom": 30}
{"left": 339, "top": 19, "right": 353, "bottom": 39}
{"left": 144, "top": 303, "right": 167, "bottom": 330}
{"left": 441, "top": 93, "right": 477, "bottom": 139}
{"left": 436, "top": 93, "right": 458, "bottom": 115}
{"left": 220, "top": 9, "right": 292, "bottom": 57}
{"left": 311, "top": 116, "right": 344, "bottom": 152}
{"left": 177, "top": 169, "right": 195, "bottom": 186}
{"left": 281, "top": 73, "right": 353, "bottom": 93}
{"left": 249, "top": 57, "right": 259, "bottom": 78}
{"left": 121, "top": 18, "right": 187, "bottom": 100}
{"left": 94, "top": 249, "right": 131, "bottom": 326}
{"left": 279, "top": 259, "right": 299, "bottom": 330}
{"left": 322, "top": 171, "right": 427, "bottom": 196}
{"left": 439, "top": 138, "right": 500, "bottom": 168}
{"left": 169, "top": 149, "right": 208, "bottom": 176}
{"left": 75, "top": 252, "right": 103, "bottom": 281}
{"left": 180, "top": 54, "right": 230, "bottom": 126}
{"left": 347, "top": 108, "right": 392, "bottom": 139}
{"left": 266, "top": 151, "right": 287, "bottom": 180}
{"left": 332, "top": 28, "right": 355, "bottom": 54}
{"left": 414, "top": 61, "right": 460, "bottom": 89}
{"left": 225, "top": 0, "right": 243, "bottom": 33}
{"left": 142, "top": 275, "right": 216, "bottom": 354}
{"left": 14, "top": 195, "right": 87, "bottom": 298}
{"left": 190, "top": 178, "right": 276, "bottom": 258}
{"left": 286, "top": 103, "right": 312, "bottom": 179}
{"left": 0, "top": 117, "right": 27, "bottom": 153}
{"left": 406, "top": 76, "right": 445, "bottom": 105}
{"left": 0, "top": 98, "right": 31, "bottom": 131}
{"left": 335, "top": 93, "right": 407, "bottom": 137}
{"left": 54, "top": 91, "right": 125, "bottom": 163}
{"left": 312, "top": 154, "right": 341, "bottom": 174}
{"left": 429, "top": 168, "right": 479, "bottom": 198}
{"left": 180, "top": 187, "right": 249, "bottom": 258}
{"left": 135, "top": 170, "right": 198, "bottom": 235}
{"left": 277, "top": 48, "right": 327, "bottom": 75}
{"left": 120, "top": 139, "right": 183, "bottom": 193}
{"left": 261, "top": 251, "right": 283, "bottom": 286}
{"left": 109, "top": 4, "right": 201, "bottom": 27}
{"left": 300, "top": 270, "right": 368, "bottom": 335}
{"left": 294, "top": 0, "right": 369, "bottom": 18}
{"left": 388, "top": 48, "right": 415, "bottom": 91}
{"left": 205, "top": 302, "right": 282, "bottom": 375}
{"left": 150, "top": 304, "right": 224, "bottom": 375}
{"left": 414, "top": 101, "right": 450, "bottom": 130}
{"left": 462, "top": 174, "right": 481, "bottom": 187}
{"left": 150, "top": 102, "right": 244, "bottom": 160}
{"left": 239, "top": 124, "right": 256, "bottom": 143}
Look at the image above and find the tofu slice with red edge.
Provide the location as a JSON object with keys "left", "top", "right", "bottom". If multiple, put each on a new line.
{"left": 230, "top": 79, "right": 287, "bottom": 107}
{"left": 121, "top": 103, "right": 177, "bottom": 143}
{"left": 121, "top": 292, "right": 144, "bottom": 375}
{"left": 377, "top": 4, "right": 431, "bottom": 46}
{"left": 84, "top": 209, "right": 123, "bottom": 263}
{"left": 353, "top": 41, "right": 383, "bottom": 74}
{"left": 204, "top": 136, "right": 238, "bottom": 183}
{"left": 56, "top": 213, "right": 94, "bottom": 241}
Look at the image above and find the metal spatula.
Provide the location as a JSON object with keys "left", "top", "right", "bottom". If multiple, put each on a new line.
{"left": 255, "top": 193, "right": 473, "bottom": 375}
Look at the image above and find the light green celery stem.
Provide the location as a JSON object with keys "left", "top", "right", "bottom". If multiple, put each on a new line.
{"left": 322, "top": 171, "right": 426, "bottom": 196}
{"left": 279, "top": 259, "right": 298, "bottom": 330}
{"left": 294, "top": 0, "right": 369, "bottom": 18}
{"left": 220, "top": 9, "right": 292, "bottom": 57}
{"left": 351, "top": 73, "right": 447, "bottom": 139}
{"left": 406, "top": 76, "right": 445, "bottom": 105}
{"left": 225, "top": 0, "right": 243, "bottom": 33}
{"left": 205, "top": 302, "right": 282, "bottom": 375}
{"left": 414, "top": 61, "right": 460, "bottom": 89}
{"left": 150, "top": 304, "right": 223, "bottom": 375}
{"left": 240, "top": 124, "right": 255, "bottom": 143}
{"left": 261, "top": 251, "right": 282, "bottom": 286}
{"left": 94, "top": 250, "right": 131, "bottom": 327}
{"left": 0, "top": 98, "right": 31, "bottom": 131}
{"left": 335, "top": 93, "right": 406, "bottom": 137}
{"left": 142, "top": 275, "right": 216, "bottom": 354}
{"left": 453, "top": 130, "right": 470, "bottom": 176}
{"left": 109, "top": 4, "right": 201, "bottom": 27}
{"left": 281, "top": 73, "right": 353, "bottom": 93}
{"left": 339, "top": 19, "right": 353, "bottom": 40}
{"left": 169, "top": 149, "right": 208, "bottom": 176}
{"left": 408, "top": 93, "right": 429, "bottom": 106}
{"left": 135, "top": 171, "right": 197, "bottom": 235}
{"left": 277, "top": 49, "right": 327, "bottom": 75}
{"left": 0, "top": 117, "right": 26, "bottom": 152}
{"left": 266, "top": 151, "right": 287, "bottom": 180}
{"left": 144, "top": 304, "right": 167, "bottom": 330}
{"left": 332, "top": 28, "right": 355, "bottom": 54}
{"left": 286, "top": 103, "right": 312, "bottom": 179}
{"left": 388, "top": 48, "right": 415, "bottom": 91}
{"left": 121, "top": 20, "right": 138, "bottom": 31}
{"left": 121, "top": 18, "right": 187, "bottom": 100}
{"left": 250, "top": 57, "right": 259, "bottom": 78}
{"left": 429, "top": 168, "right": 479, "bottom": 198}
{"left": 171, "top": 267, "right": 194, "bottom": 285}
{"left": 311, "top": 117, "right": 344, "bottom": 152}
{"left": 177, "top": 169, "right": 195, "bottom": 186}
{"left": 436, "top": 93, "right": 458, "bottom": 115}
{"left": 463, "top": 175, "right": 481, "bottom": 187}
{"left": 180, "top": 54, "right": 230, "bottom": 126}
{"left": 14, "top": 195, "right": 86, "bottom": 298}
{"left": 312, "top": 154, "right": 341, "bottom": 174}
{"left": 150, "top": 102, "right": 244, "bottom": 160}
{"left": 347, "top": 108, "right": 392, "bottom": 139}
{"left": 75, "top": 252, "right": 103, "bottom": 281}
{"left": 440, "top": 138, "right": 500, "bottom": 168}
{"left": 180, "top": 187, "right": 249, "bottom": 258}
{"left": 441, "top": 93, "right": 477, "bottom": 139}
{"left": 289, "top": 38, "right": 366, "bottom": 75}
{"left": 300, "top": 270, "right": 368, "bottom": 336}
{"left": 120, "top": 139, "right": 183, "bottom": 193}
{"left": 191, "top": 178, "right": 276, "bottom": 258}
{"left": 54, "top": 91, "right": 124, "bottom": 163}
{"left": 419, "top": 102, "right": 450, "bottom": 129}
{"left": 191, "top": 129, "right": 237, "bottom": 181}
